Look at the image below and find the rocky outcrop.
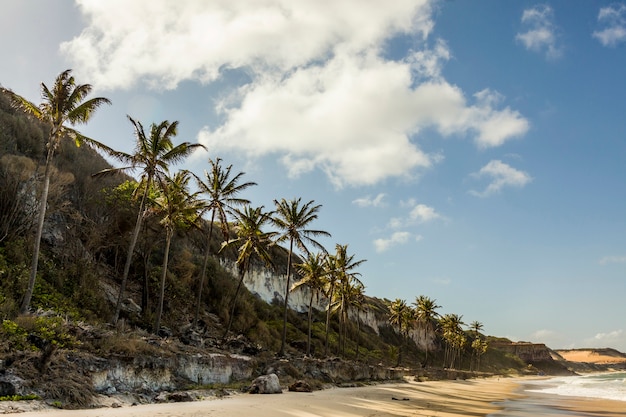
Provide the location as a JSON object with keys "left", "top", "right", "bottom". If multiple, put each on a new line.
{"left": 220, "top": 259, "right": 437, "bottom": 351}
{"left": 491, "top": 342, "right": 553, "bottom": 362}
{"left": 90, "top": 353, "right": 255, "bottom": 394}
{"left": 248, "top": 373, "right": 282, "bottom": 394}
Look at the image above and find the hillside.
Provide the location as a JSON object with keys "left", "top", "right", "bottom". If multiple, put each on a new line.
{"left": 0, "top": 82, "right": 587, "bottom": 409}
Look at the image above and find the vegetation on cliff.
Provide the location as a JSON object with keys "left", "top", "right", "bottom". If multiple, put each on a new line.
{"left": 0, "top": 72, "right": 566, "bottom": 407}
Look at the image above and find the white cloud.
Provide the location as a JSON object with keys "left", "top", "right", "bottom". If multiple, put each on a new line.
{"left": 599, "top": 255, "right": 626, "bottom": 265}
{"left": 64, "top": 0, "right": 529, "bottom": 188}
{"left": 531, "top": 329, "right": 556, "bottom": 340}
{"left": 388, "top": 201, "right": 444, "bottom": 229}
{"left": 353, "top": 193, "right": 386, "bottom": 208}
{"left": 516, "top": 5, "right": 562, "bottom": 59}
{"left": 409, "top": 204, "right": 442, "bottom": 223}
{"left": 593, "top": 4, "right": 626, "bottom": 47}
{"left": 584, "top": 330, "right": 624, "bottom": 348}
{"left": 469, "top": 160, "right": 532, "bottom": 197}
{"left": 373, "top": 231, "right": 414, "bottom": 253}
{"left": 62, "top": 0, "right": 434, "bottom": 90}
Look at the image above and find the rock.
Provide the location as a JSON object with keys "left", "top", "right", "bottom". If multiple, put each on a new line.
{"left": 288, "top": 380, "right": 312, "bottom": 392}
{"left": 154, "top": 392, "right": 169, "bottom": 403}
{"left": 167, "top": 392, "right": 194, "bottom": 402}
{"left": 248, "top": 373, "right": 282, "bottom": 394}
{"left": 0, "top": 380, "right": 16, "bottom": 397}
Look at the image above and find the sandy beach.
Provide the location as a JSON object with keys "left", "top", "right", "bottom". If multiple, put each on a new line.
{"left": 4, "top": 377, "right": 625, "bottom": 417}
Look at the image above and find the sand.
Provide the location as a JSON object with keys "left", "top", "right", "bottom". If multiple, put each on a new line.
{"left": 3, "top": 377, "right": 625, "bottom": 417}
{"left": 557, "top": 349, "right": 626, "bottom": 365}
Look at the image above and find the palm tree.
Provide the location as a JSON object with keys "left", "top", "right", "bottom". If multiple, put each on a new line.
{"left": 469, "top": 320, "right": 484, "bottom": 371}
{"left": 413, "top": 295, "right": 441, "bottom": 366}
{"left": 152, "top": 171, "right": 202, "bottom": 334}
{"left": 100, "top": 116, "right": 204, "bottom": 324}
{"left": 293, "top": 252, "right": 327, "bottom": 356}
{"left": 469, "top": 320, "right": 484, "bottom": 337}
{"left": 1, "top": 69, "right": 112, "bottom": 314}
{"left": 220, "top": 205, "right": 276, "bottom": 339}
{"left": 332, "top": 244, "right": 365, "bottom": 356}
{"left": 439, "top": 313, "right": 465, "bottom": 369}
{"left": 192, "top": 158, "right": 256, "bottom": 328}
{"left": 321, "top": 244, "right": 366, "bottom": 356}
{"left": 272, "top": 197, "right": 330, "bottom": 357}
{"left": 343, "top": 279, "right": 365, "bottom": 359}
{"left": 322, "top": 253, "right": 339, "bottom": 355}
{"left": 388, "top": 298, "right": 412, "bottom": 366}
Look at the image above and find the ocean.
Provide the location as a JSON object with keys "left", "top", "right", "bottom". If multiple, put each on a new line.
{"left": 489, "top": 373, "right": 626, "bottom": 416}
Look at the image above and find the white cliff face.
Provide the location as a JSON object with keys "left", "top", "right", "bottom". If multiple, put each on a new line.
{"left": 220, "top": 259, "right": 316, "bottom": 313}
{"left": 219, "top": 259, "right": 437, "bottom": 351}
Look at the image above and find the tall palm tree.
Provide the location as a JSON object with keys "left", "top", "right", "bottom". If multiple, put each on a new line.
{"left": 192, "top": 158, "right": 256, "bottom": 328}
{"left": 469, "top": 320, "right": 484, "bottom": 337}
{"left": 343, "top": 278, "right": 365, "bottom": 359}
{"left": 469, "top": 320, "right": 484, "bottom": 371}
{"left": 413, "top": 295, "right": 441, "bottom": 366}
{"left": 100, "top": 116, "right": 204, "bottom": 323}
{"left": 333, "top": 244, "right": 365, "bottom": 356}
{"left": 322, "top": 253, "right": 339, "bottom": 355}
{"left": 152, "top": 171, "right": 202, "bottom": 334}
{"left": 293, "top": 252, "right": 327, "bottom": 356}
{"left": 272, "top": 197, "right": 330, "bottom": 357}
{"left": 439, "top": 313, "right": 465, "bottom": 369}
{"left": 220, "top": 205, "right": 276, "bottom": 339}
{"left": 389, "top": 298, "right": 412, "bottom": 366}
{"left": 1, "top": 69, "right": 112, "bottom": 314}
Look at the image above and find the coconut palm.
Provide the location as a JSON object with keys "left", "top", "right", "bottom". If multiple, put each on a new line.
{"left": 99, "top": 116, "right": 204, "bottom": 324}
{"left": 343, "top": 278, "right": 365, "bottom": 359}
{"left": 469, "top": 320, "right": 484, "bottom": 337}
{"left": 333, "top": 244, "right": 365, "bottom": 356}
{"left": 1, "top": 69, "right": 112, "bottom": 314}
{"left": 439, "top": 313, "right": 465, "bottom": 369}
{"left": 220, "top": 205, "right": 276, "bottom": 339}
{"left": 272, "top": 197, "right": 330, "bottom": 357}
{"left": 389, "top": 298, "right": 412, "bottom": 366}
{"left": 293, "top": 252, "right": 328, "bottom": 356}
{"left": 413, "top": 295, "right": 441, "bottom": 366}
{"left": 322, "top": 253, "right": 340, "bottom": 355}
{"left": 151, "top": 171, "right": 202, "bottom": 333}
{"left": 192, "top": 158, "right": 256, "bottom": 328}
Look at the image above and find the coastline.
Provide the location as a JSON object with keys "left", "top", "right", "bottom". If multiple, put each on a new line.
{"left": 3, "top": 376, "right": 625, "bottom": 417}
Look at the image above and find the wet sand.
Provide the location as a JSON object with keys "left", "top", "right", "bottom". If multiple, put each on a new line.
{"left": 4, "top": 377, "right": 626, "bottom": 417}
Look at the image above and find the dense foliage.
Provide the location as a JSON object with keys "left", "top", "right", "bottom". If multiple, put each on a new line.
{"left": 0, "top": 77, "right": 530, "bottom": 379}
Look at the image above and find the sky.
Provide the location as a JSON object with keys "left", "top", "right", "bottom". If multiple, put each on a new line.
{"left": 1, "top": 0, "right": 625, "bottom": 352}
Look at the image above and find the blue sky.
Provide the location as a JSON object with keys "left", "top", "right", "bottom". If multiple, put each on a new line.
{"left": 1, "top": 0, "right": 625, "bottom": 352}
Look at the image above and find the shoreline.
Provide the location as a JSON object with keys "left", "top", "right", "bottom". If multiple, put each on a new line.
{"left": 3, "top": 376, "right": 625, "bottom": 417}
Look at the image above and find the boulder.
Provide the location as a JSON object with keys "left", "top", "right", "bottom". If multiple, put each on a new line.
{"left": 248, "top": 373, "right": 282, "bottom": 394}
{"left": 288, "top": 380, "right": 312, "bottom": 392}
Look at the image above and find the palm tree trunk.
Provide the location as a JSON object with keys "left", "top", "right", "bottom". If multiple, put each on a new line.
{"left": 20, "top": 146, "right": 54, "bottom": 314}
{"left": 355, "top": 316, "right": 360, "bottom": 361}
{"left": 324, "top": 283, "right": 334, "bottom": 356}
{"left": 193, "top": 212, "right": 215, "bottom": 328}
{"left": 154, "top": 229, "right": 173, "bottom": 333}
{"left": 223, "top": 263, "right": 247, "bottom": 340}
{"left": 306, "top": 290, "right": 314, "bottom": 356}
{"left": 113, "top": 184, "right": 149, "bottom": 324}
{"left": 279, "top": 239, "right": 294, "bottom": 356}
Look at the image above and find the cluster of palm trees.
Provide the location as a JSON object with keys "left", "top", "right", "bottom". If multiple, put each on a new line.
{"left": 3, "top": 70, "right": 373, "bottom": 358}
{"left": 388, "top": 295, "right": 488, "bottom": 371}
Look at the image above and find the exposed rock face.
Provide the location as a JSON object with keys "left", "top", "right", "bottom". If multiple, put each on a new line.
{"left": 266, "top": 357, "right": 409, "bottom": 383}
{"left": 220, "top": 259, "right": 438, "bottom": 351}
{"left": 248, "top": 373, "right": 282, "bottom": 394}
{"left": 289, "top": 380, "right": 312, "bottom": 392}
{"left": 90, "top": 353, "right": 254, "bottom": 394}
{"left": 492, "top": 342, "right": 553, "bottom": 362}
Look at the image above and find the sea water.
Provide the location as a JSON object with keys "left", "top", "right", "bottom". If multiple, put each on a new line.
{"left": 489, "top": 373, "right": 626, "bottom": 416}
{"left": 527, "top": 372, "right": 626, "bottom": 402}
